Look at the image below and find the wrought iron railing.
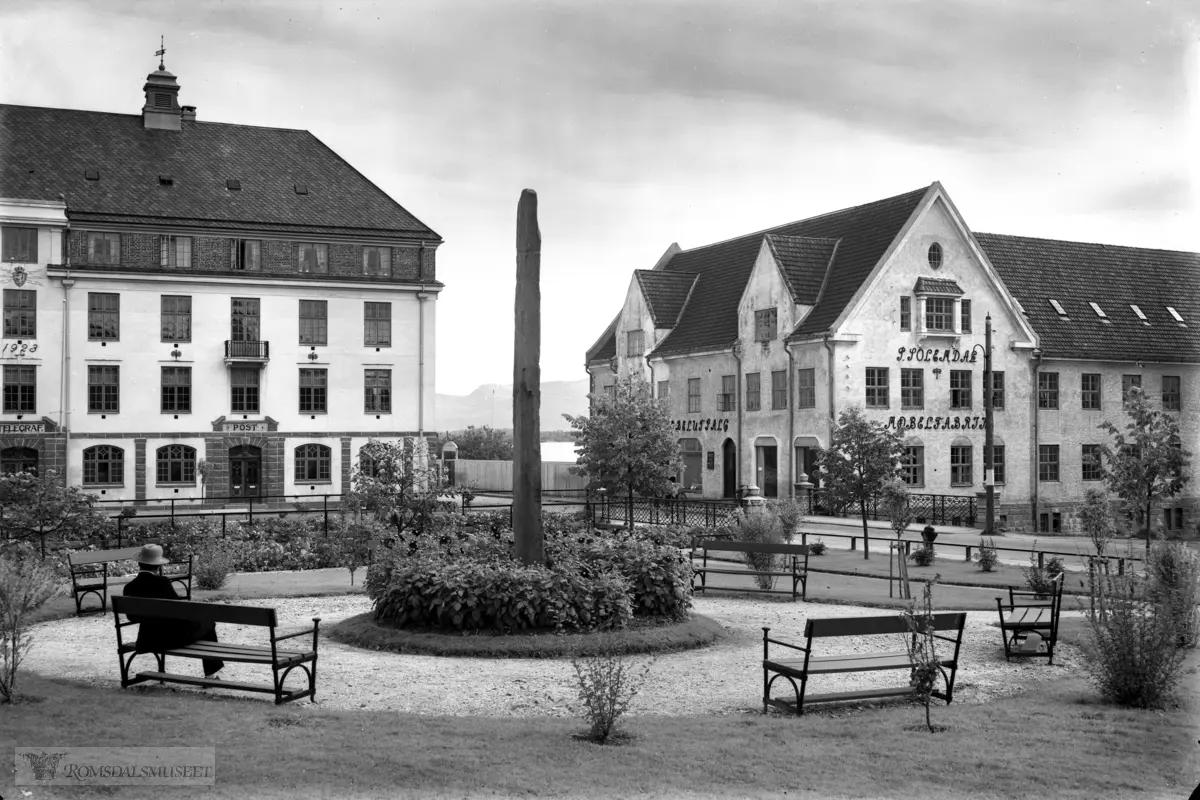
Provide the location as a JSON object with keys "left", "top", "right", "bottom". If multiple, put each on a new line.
{"left": 804, "top": 489, "right": 977, "bottom": 527}
{"left": 224, "top": 339, "right": 270, "bottom": 359}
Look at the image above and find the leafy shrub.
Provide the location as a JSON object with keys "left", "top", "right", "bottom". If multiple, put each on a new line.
{"left": 910, "top": 545, "right": 935, "bottom": 567}
{"left": 1145, "top": 540, "right": 1200, "bottom": 647}
{"left": 975, "top": 538, "right": 1000, "bottom": 572}
{"left": 773, "top": 499, "right": 805, "bottom": 541}
{"left": 0, "top": 545, "right": 62, "bottom": 702}
{"left": 193, "top": 539, "right": 234, "bottom": 591}
{"left": 1083, "top": 571, "right": 1188, "bottom": 708}
{"left": 809, "top": 540, "right": 827, "bottom": 556}
{"left": 570, "top": 644, "right": 655, "bottom": 743}
{"left": 1079, "top": 488, "right": 1116, "bottom": 558}
{"left": 1022, "top": 547, "right": 1065, "bottom": 597}
{"left": 575, "top": 537, "right": 692, "bottom": 620}
{"left": 736, "top": 509, "right": 786, "bottom": 590}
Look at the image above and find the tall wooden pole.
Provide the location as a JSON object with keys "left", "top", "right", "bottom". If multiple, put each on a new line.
{"left": 513, "top": 189, "right": 544, "bottom": 565}
{"left": 984, "top": 313, "right": 995, "bottom": 537}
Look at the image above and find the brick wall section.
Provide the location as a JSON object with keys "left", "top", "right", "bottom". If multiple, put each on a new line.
{"left": 263, "top": 240, "right": 294, "bottom": 274}
{"left": 395, "top": 247, "right": 419, "bottom": 279}
{"left": 0, "top": 434, "right": 66, "bottom": 482}
{"left": 328, "top": 244, "right": 357, "bottom": 277}
{"left": 341, "top": 437, "right": 352, "bottom": 488}
{"left": 196, "top": 236, "right": 228, "bottom": 271}
{"left": 134, "top": 438, "right": 146, "bottom": 502}
{"left": 421, "top": 246, "right": 436, "bottom": 281}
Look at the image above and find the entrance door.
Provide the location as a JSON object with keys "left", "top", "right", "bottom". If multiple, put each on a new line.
{"left": 755, "top": 444, "right": 778, "bottom": 498}
{"left": 229, "top": 445, "right": 262, "bottom": 499}
{"left": 722, "top": 439, "right": 737, "bottom": 498}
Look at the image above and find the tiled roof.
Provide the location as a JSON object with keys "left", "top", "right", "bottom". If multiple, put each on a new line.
{"left": 976, "top": 233, "right": 1200, "bottom": 363}
{"left": 765, "top": 235, "right": 839, "bottom": 305}
{"left": 586, "top": 316, "right": 618, "bottom": 364}
{"left": 0, "top": 104, "right": 439, "bottom": 241}
{"left": 635, "top": 270, "right": 699, "bottom": 327}
{"left": 913, "top": 277, "right": 964, "bottom": 295}
{"left": 649, "top": 186, "right": 929, "bottom": 356}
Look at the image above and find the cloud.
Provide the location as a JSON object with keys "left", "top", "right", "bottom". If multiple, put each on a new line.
{"left": 1088, "top": 173, "right": 1194, "bottom": 213}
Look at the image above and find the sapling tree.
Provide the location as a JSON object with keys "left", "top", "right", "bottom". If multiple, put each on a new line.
{"left": 348, "top": 438, "right": 454, "bottom": 544}
{"left": 0, "top": 469, "right": 107, "bottom": 558}
{"left": 902, "top": 575, "right": 943, "bottom": 733}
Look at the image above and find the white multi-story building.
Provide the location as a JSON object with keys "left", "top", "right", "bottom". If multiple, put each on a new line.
{"left": 0, "top": 58, "right": 442, "bottom": 504}
{"left": 586, "top": 183, "right": 1198, "bottom": 532}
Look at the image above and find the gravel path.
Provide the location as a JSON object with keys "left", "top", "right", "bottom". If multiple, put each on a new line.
{"left": 26, "top": 596, "right": 1082, "bottom": 717}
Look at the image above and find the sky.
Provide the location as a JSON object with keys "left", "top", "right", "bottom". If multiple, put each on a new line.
{"left": 1, "top": 0, "right": 1197, "bottom": 395}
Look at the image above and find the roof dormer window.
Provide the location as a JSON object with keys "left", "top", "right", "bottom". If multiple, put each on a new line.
{"left": 1048, "top": 299, "right": 1068, "bottom": 317}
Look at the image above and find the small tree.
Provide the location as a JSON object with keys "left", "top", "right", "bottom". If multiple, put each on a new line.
{"left": 0, "top": 545, "right": 61, "bottom": 702}
{"left": 1098, "top": 387, "right": 1191, "bottom": 556}
{"left": 880, "top": 478, "right": 914, "bottom": 541}
{"left": 348, "top": 439, "right": 453, "bottom": 543}
{"left": 565, "top": 377, "right": 682, "bottom": 520}
{"left": 816, "top": 406, "right": 904, "bottom": 560}
{"left": 439, "top": 426, "right": 514, "bottom": 461}
{"left": 901, "top": 575, "right": 943, "bottom": 733}
{"left": 0, "top": 469, "right": 107, "bottom": 558}
{"left": 1079, "top": 487, "right": 1116, "bottom": 559}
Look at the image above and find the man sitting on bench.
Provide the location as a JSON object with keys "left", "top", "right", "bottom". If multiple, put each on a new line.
{"left": 123, "top": 544, "right": 224, "bottom": 680}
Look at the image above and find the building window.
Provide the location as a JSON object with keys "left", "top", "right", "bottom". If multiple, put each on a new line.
{"left": 657, "top": 380, "right": 669, "bottom": 400}
{"left": 1, "top": 446, "right": 37, "bottom": 475}
{"left": 299, "top": 300, "right": 328, "bottom": 345}
{"left": 232, "top": 239, "right": 261, "bottom": 270}
{"left": 298, "top": 242, "right": 328, "bottom": 273}
{"left": 626, "top": 330, "right": 644, "bottom": 358}
{"left": 925, "top": 297, "right": 952, "bottom": 331}
{"left": 679, "top": 438, "right": 702, "bottom": 488}
{"left": 865, "top": 368, "right": 888, "bottom": 408}
{"left": 87, "top": 293, "right": 120, "bottom": 340}
{"left": 1164, "top": 508, "right": 1185, "bottom": 531}
{"left": 1122, "top": 374, "right": 1142, "bottom": 406}
{"left": 1, "top": 227, "right": 37, "bottom": 263}
{"left": 365, "top": 369, "right": 391, "bottom": 413}
{"left": 160, "top": 295, "right": 192, "bottom": 342}
{"left": 231, "top": 367, "right": 260, "bottom": 413}
{"left": 1039, "top": 512, "right": 1062, "bottom": 534}
{"left": 950, "top": 444, "right": 972, "bottom": 485}
{"left": 159, "top": 235, "right": 192, "bottom": 268}
{"left": 3, "top": 290, "right": 35, "bottom": 338}
{"left": 687, "top": 377, "right": 701, "bottom": 413}
{"left": 2, "top": 365, "right": 35, "bottom": 412}
{"left": 960, "top": 299, "right": 972, "bottom": 334}
{"left": 927, "top": 242, "right": 943, "bottom": 270}
{"left": 365, "top": 302, "right": 391, "bottom": 346}
{"left": 1082, "top": 444, "right": 1103, "bottom": 481}
{"left": 771, "top": 370, "right": 787, "bottom": 410}
{"left": 718, "top": 374, "right": 735, "bottom": 412}
{"left": 299, "top": 368, "right": 328, "bottom": 413}
{"left": 87, "top": 365, "right": 119, "bottom": 412}
{"left": 990, "top": 445, "right": 1006, "bottom": 484}
{"left": 604, "top": 384, "right": 616, "bottom": 402}
{"left": 754, "top": 308, "right": 777, "bottom": 341}
{"left": 901, "top": 368, "right": 923, "bottom": 409}
{"left": 294, "top": 444, "right": 332, "bottom": 482}
{"left": 156, "top": 444, "right": 196, "bottom": 484}
{"left": 1038, "top": 372, "right": 1059, "bottom": 409}
{"left": 989, "top": 371, "right": 1005, "bottom": 410}
{"left": 86, "top": 232, "right": 120, "bottom": 265}
{"left": 899, "top": 296, "right": 911, "bottom": 331}
{"left": 797, "top": 368, "right": 815, "bottom": 408}
{"left": 161, "top": 367, "right": 191, "bottom": 413}
{"left": 1163, "top": 375, "right": 1181, "bottom": 411}
{"left": 1038, "top": 444, "right": 1060, "bottom": 482}
{"left": 901, "top": 445, "right": 924, "bottom": 486}
{"left": 1081, "top": 373, "right": 1101, "bottom": 410}
{"left": 950, "top": 370, "right": 971, "bottom": 409}
{"left": 82, "top": 445, "right": 124, "bottom": 486}
{"left": 745, "top": 373, "right": 760, "bottom": 411}
{"left": 363, "top": 246, "right": 391, "bottom": 277}
{"left": 231, "top": 298, "right": 260, "bottom": 341}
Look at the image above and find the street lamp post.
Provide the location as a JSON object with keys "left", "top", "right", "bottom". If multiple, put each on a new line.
{"left": 983, "top": 314, "right": 995, "bottom": 537}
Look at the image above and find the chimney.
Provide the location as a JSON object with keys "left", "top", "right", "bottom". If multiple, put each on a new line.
{"left": 181, "top": 106, "right": 197, "bottom": 122}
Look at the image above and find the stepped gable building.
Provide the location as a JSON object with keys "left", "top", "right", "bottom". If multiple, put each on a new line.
{"left": 0, "top": 56, "right": 442, "bottom": 504}
{"left": 586, "top": 182, "right": 1197, "bottom": 532}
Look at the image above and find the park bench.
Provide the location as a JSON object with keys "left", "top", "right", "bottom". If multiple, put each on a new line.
{"left": 68, "top": 547, "right": 193, "bottom": 616}
{"left": 691, "top": 539, "right": 810, "bottom": 601}
{"left": 762, "top": 612, "right": 968, "bottom": 716}
{"left": 995, "top": 572, "right": 1064, "bottom": 665}
{"left": 111, "top": 596, "right": 321, "bottom": 705}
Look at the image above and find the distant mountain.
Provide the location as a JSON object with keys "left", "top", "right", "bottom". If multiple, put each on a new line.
{"left": 436, "top": 379, "right": 590, "bottom": 432}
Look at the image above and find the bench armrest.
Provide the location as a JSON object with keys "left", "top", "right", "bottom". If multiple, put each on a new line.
{"left": 762, "top": 627, "right": 808, "bottom": 655}
{"left": 275, "top": 618, "right": 322, "bottom": 643}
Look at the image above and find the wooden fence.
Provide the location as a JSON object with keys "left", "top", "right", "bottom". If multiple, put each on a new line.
{"left": 452, "top": 459, "right": 589, "bottom": 493}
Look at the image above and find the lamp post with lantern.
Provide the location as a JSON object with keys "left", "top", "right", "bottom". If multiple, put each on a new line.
{"left": 972, "top": 314, "right": 996, "bottom": 536}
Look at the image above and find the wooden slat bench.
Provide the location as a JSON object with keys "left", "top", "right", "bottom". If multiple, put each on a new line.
{"left": 996, "top": 572, "right": 1064, "bottom": 664}
{"left": 762, "top": 612, "right": 968, "bottom": 715}
{"left": 68, "top": 547, "right": 193, "bottom": 616}
{"left": 111, "top": 596, "right": 320, "bottom": 705}
{"left": 691, "top": 539, "right": 810, "bottom": 601}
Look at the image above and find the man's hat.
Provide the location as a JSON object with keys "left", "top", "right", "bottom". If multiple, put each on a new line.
{"left": 136, "top": 544, "right": 169, "bottom": 566}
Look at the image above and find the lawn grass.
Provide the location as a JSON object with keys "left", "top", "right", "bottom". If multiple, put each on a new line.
{"left": 4, "top": 663, "right": 1197, "bottom": 800}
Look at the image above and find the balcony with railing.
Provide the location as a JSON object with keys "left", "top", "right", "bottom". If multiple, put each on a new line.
{"left": 224, "top": 340, "right": 270, "bottom": 363}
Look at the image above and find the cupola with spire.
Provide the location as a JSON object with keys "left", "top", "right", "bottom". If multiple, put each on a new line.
{"left": 142, "top": 37, "right": 182, "bottom": 131}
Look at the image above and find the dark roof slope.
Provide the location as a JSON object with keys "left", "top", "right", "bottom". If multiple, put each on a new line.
{"left": 586, "top": 316, "right": 618, "bottom": 364}
{"left": 0, "top": 104, "right": 439, "bottom": 240}
{"left": 976, "top": 233, "right": 1200, "bottom": 363}
{"left": 649, "top": 186, "right": 928, "bottom": 356}
{"left": 636, "top": 270, "right": 699, "bottom": 327}
{"left": 765, "top": 235, "right": 839, "bottom": 305}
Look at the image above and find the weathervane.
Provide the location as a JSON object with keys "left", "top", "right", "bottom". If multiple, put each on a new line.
{"left": 156, "top": 35, "right": 166, "bottom": 70}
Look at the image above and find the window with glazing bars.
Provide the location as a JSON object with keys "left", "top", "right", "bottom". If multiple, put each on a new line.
{"left": 627, "top": 330, "right": 644, "bottom": 358}
{"left": 299, "top": 300, "right": 327, "bottom": 345}
{"left": 687, "top": 378, "right": 700, "bottom": 413}
{"left": 754, "top": 308, "right": 777, "bottom": 341}
{"left": 950, "top": 444, "right": 973, "bottom": 485}
{"left": 3, "top": 290, "right": 35, "bottom": 338}
{"left": 1122, "top": 374, "right": 1142, "bottom": 406}
{"left": 865, "top": 368, "right": 888, "bottom": 407}
{"left": 160, "top": 295, "right": 191, "bottom": 342}
{"left": 1, "top": 227, "right": 37, "bottom": 263}
{"left": 796, "top": 368, "right": 815, "bottom": 408}
{"left": 161, "top": 367, "right": 191, "bottom": 412}
{"left": 901, "top": 446, "right": 924, "bottom": 486}
{"left": 1080, "top": 373, "right": 1101, "bottom": 409}
{"left": 745, "top": 373, "right": 760, "bottom": 411}
{"left": 901, "top": 368, "right": 923, "bottom": 408}
{"left": 298, "top": 242, "right": 328, "bottom": 273}
{"left": 960, "top": 299, "right": 972, "bottom": 333}
{"left": 989, "top": 445, "right": 1006, "bottom": 483}
{"left": 295, "top": 444, "right": 332, "bottom": 482}
{"left": 1163, "top": 376, "right": 1181, "bottom": 411}
{"left": 156, "top": 444, "right": 196, "bottom": 484}
{"left": 1038, "top": 372, "right": 1059, "bottom": 409}
{"left": 230, "top": 298, "right": 260, "bottom": 341}
{"left": 83, "top": 445, "right": 123, "bottom": 485}
{"left": 88, "top": 293, "right": 119, "bottom": 340}
{"left": 718, "top": 374, "right": 735, "bottom": 412}
{"left": 899, "top": 296, "right": 911, "bottom": 331}
{"left": 363, "top": 246, "right": 391, "bottom": 277}
{"left": 2, "top": 365, "right": 34, "bottom": 412}
{"left": 1082, "top": 444, "right": 1103, "bottom": 481}
{"left": 657, "top": 380, "right": 669, "bottom": 400}
{"left": 365, "top": 302, "right": 391, "bottom": 346}
{"left": 87, "top": 365, "right": 119, "bottom": 412}
{"left": 365, "top": 369, "right": 391, "bottom": 412}
{"left": 86, "top": 232, "right": 120, "bottom": 265}
{"left": 1038, "top": 444, "right": 1060, "bottom": 481}
{"left": 925, "top": 297, "right": 952, "bottom": 331}
{"left": 989, "top": 371, "right": 1005, "bottom": 410}
{"left": 950, "top": 370, "right": 971, "bottom": 409}
{"left": 232, "top": 239, "right": 261, "bottom": 270}
{"left": 771, "top": 370, "right": 787, "bottom": 409}
{"left": 159, "top": 235, "right": 192, "bottom": 268}
{"left": 299, "top": 368, "right": 327, "bottom": 412}
{"left": 231, "top": 367, "right": 260, "bottom": 413}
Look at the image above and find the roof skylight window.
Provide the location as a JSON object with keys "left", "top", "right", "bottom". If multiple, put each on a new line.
{"left": 1130, "top": 304, "right": 1147, "bottom": 322}
{"left": 226, "top": 179, "right": 241, "bottom": 191}
{"left": 1048, "top": 299, "right": 1068, "bottom": 317}
{"left": 1088, "top": 302, "right": 1109, "bottom": 322}
{"left": 1167, "top": 306, "right": 1186, "bottom": 325}
{"left": 294, "top": 184, "right": 309, "bottom": 195}
{"left": 158, "top": 175, "right": 174, "bottom": 187}
{"left": 84, "top": 169, "right": 99, "bottom": 181}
